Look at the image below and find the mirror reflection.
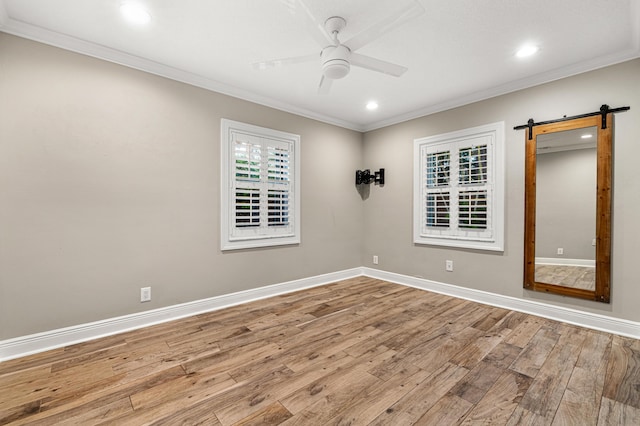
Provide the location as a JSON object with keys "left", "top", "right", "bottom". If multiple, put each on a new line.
{"left": 523, "top": 113, "right": 612, "bottom": 303}
{"left": 534, "top": 126, "right": 597, "bottom": 291}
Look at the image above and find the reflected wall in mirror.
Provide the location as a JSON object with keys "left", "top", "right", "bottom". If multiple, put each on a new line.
{"left": 524, "top": 115, "right": 611, "bottom": 303}
{"left": 535, "top": 126, "right": 597, "bottom": 290}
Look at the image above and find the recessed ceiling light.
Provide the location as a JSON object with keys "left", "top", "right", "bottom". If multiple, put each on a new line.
{"left": 366, "top": 101, "right": 379, "bottom": 111}
{"left": 516, "top": 44, "right": 539, "bottom": 58}
{"left": 120, "top": 2, "right": 151, "bottom": 25}
{"left": 581, "top": 134, "right": 593, "bottom": 139}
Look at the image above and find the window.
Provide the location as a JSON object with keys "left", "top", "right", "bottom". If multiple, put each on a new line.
{"left": 414, "top": 122, "right": 504, "bottom": 251}
{"left": 221, "top": 119, "right": 300, "bottom": 250}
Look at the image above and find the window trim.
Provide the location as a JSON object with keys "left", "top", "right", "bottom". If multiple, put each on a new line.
{"left": 221, "top": 119, "right": 300, "bottom": 251}
{"left": 413, "top": 122, "right": 505, "bottom": 252}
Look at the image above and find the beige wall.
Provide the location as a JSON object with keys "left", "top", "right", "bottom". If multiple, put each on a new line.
{"left": 0, "top": 34, "right": 364, "bottom": 339}
{"left": 1, "top": 31, "right": 638, "bottom": 341}
{"left": 363, "top": 58, "right": 640, "bottom": 322}
{"left": 536, "top": 148, "right": 596, "bottom": 260}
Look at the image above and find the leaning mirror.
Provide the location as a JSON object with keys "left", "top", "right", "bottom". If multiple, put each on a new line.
{"left": 524, "top": 114, "right": 611, "bottom": 303}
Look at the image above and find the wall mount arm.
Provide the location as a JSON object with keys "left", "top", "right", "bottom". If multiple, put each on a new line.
{"left": 355, "top": 168, "right": 385, "bottom": 185}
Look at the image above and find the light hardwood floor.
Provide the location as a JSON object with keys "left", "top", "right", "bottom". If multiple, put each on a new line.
{"left": 1, "top": 277, "right": 639, "bottom": 425}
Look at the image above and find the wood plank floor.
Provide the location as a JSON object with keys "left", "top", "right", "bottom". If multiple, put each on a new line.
{"left": 1, "top": 277, "right": 639, "bottom": 425}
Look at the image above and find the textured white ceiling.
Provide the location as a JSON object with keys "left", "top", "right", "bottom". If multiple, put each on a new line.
{"left": 1, "top": 0, "right": 638, "bottom": 131}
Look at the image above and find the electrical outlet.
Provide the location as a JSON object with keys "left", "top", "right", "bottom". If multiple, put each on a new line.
{"left": 140, "top": 287, "right": 151, "bottom": 302}
{"left": 557, "top": 248, "right": 564, "bottom": 255}
{"left": 373, "top": 255, "right": 379, "bottom": 265}
{"left": 446, "top": 260, "right": 453, "bottom": 272}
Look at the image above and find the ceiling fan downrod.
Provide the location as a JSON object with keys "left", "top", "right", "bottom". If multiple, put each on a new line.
{"left": 321, "top": 17, "right": 350, "bottom": 80}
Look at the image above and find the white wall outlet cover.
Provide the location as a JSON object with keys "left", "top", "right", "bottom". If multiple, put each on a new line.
{"left": 141, "top": 287, "right": 151, "bottom": 302}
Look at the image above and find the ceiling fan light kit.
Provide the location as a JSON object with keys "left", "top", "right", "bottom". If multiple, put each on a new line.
{"left": 322, "top": 45, "right": 351, "bottom": 79}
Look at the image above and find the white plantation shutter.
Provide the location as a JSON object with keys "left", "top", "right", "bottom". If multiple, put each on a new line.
{"left": 266, "top": 141, "right": 291, "bottom": 228}
{"left": 457, "top": 144, "right": 491, "bottom": 234}
{"left": 221, "top": 120, "right": 300, "bottom": 250}
{"left": 414, "top": 122, "right": 504, "bottom": 251}
{"left": 233, "top": 137, "right": 261, "bottom": 229}
{"left": 420, "top": 140, "right": 493, "bottom": 240}
{"left": 424, "top": 150, "right": 451, "bottom": 229}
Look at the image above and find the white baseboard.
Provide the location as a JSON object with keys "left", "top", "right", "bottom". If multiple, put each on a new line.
{"left": 2, "top": 266, "right": 638, "bottom": 362}
{"left": 536, "top": 257, "right": 595, "bottom": 267}
{"left": 0, "top": 268, "right": 362, "bottom": 362}
{"left": 363, "top": 267, "right": 639, "bottom": 340}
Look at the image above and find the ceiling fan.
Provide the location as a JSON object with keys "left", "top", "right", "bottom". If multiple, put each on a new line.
{"left": 253, "top": 0, "right": 425, "bottom": 94}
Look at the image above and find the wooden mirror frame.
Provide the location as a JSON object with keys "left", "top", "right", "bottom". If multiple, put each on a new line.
{"left": 524, "top": 114, "right": 611, "bottom": 303}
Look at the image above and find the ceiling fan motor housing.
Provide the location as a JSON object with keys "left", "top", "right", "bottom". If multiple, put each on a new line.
{"left": 322, "top": 44, "right": 350, "bottom": 79}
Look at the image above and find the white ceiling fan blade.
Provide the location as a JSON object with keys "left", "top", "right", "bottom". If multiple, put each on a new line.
{"left": 253, "top": 54, "right": 318, "bottom": 70}
{"left": 318, "top": 75, "right": 333, "bottom": 94}
{"left": 344, "top": 1, "right": 425, "bottom": 52}
{"left": 295, "top": 0, "right": 335, "bottom": 47}
{"left": 350, "top": 52, "right": 407, "bottom": 77}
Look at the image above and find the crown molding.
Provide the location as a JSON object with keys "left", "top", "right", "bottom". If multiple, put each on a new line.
{"left": 1, "top": 0, "right": 639, "bottom": 134}
{"left": 0, "top": 13, "right": 364, "bottom": 132}
{"left": 362, "top": 47, "right": 640, "bottom": 132}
